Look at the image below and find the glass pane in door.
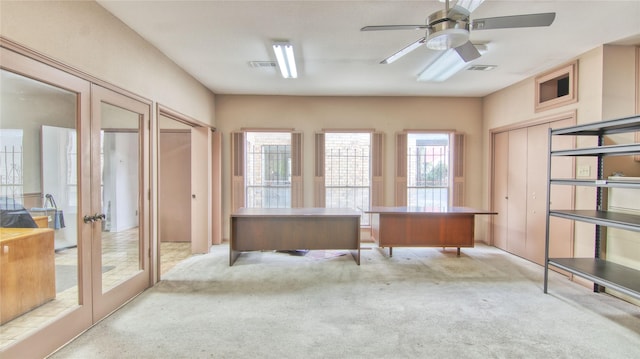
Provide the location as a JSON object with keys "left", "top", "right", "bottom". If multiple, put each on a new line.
{"left": 0, "top": 69, "right": 80, "bottom": 349}
{"left": 100, "top": 103, "right": 141, "bottom": 293}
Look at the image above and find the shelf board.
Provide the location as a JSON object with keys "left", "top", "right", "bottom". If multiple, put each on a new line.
{"left": 551, "top": 143, "right": 640, "bottom": 157}
{"left": 550, "top": 210, "right": 640, "bottom": 232}
{"left": 547, "top": 258, "right": 640, "bottom": 300}
{"left": 551, "top": 115, "right": 640, "bottom": 136}
{"left": 550, "top": 179, "right": 640, "bottom": 188}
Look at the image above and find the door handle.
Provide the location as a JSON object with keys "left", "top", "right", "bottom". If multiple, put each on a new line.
{"left": 84, "top": 213, "right": 106, "bottom": 223}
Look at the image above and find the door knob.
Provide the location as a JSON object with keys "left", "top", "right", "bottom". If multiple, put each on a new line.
{"left": 83, "top": 215, "right": 95, "bottom": 223}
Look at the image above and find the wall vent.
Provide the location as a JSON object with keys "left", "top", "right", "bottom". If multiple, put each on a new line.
{"left": 248, "top": 61, "right": 276, "bottom": 68}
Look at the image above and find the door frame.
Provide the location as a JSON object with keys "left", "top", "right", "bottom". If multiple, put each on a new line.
{"left": 155, "top": 105, "right": 217, "bottom": 280}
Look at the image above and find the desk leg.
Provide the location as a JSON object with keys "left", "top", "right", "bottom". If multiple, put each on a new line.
{"left": 349, "top": 248, "right": 361, "bottom": 265}
{"left": 389, "top": 247, "right": 393, "bottom": 257}
{"left": 230, "top": 249, "right": 241, "bottom": 266}
{"left": 457, "top": 247, "right": 461, "bottom": 256}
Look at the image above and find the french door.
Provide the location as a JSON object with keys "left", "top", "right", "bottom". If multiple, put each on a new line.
{"left": 1, "top": 45, "right": 151, "bottom": 357}
{"left": 90, "top": 85, "right": 151, "bottom": 321}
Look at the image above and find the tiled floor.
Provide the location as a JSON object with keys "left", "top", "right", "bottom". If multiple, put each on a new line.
{"left": 0, "top": 231, "right": 191, "bottom": 350}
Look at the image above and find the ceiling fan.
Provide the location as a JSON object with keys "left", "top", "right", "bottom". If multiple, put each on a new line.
{"left": 361, "top": 0, "right": 556, "bottom": 64}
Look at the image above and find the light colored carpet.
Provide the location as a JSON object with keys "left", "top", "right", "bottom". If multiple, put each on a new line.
{"left": 50, "top": 243, "right": 640, "bottom": 358}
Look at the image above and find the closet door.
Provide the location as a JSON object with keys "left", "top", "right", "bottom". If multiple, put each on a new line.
{"left": 525, "top": 123, "right": 551, "bottom": 264}
{"left": 492, "top": 117, "right": 575, "bottom": 264}
{"left": 492, "top": 131, "right": 509, "bottom": 250}
{"left": 525, "top": 119, "right": 575, "bottom": 265}
{"left": 548, "top": 118, "right": 575, "bottom": 260}
{"left": 507, "top": 128, "right": 528, "bottom": 257}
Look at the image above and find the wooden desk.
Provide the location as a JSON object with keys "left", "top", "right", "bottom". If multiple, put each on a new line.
{"left": 230, "top": 208, "right": 361, "bottom": 265}
{"left": 366, "top": 206, "right": 497, "bottom": 256}
{"left": 0, "top": 228, "right": 55, "bottom": 324}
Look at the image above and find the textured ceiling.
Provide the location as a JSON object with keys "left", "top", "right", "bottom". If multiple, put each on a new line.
{"left": 93, "top": 1, "right": 639, "bottom": 97}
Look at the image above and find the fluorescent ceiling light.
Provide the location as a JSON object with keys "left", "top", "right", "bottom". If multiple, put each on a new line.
{"left": 439, "top": 0, "right": 485, "bottom": 12}
{"left": 272, "top": 42, "right": 297, "bottom": 79}
{"left": 455, "top": 0, "right": 485, "bottom": 12}
{"left": 417, "top": 44, "right": 487, "bottom": 82}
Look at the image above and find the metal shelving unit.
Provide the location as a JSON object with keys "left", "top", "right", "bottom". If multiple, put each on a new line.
{"left": 544, "top": 115, "right": 640, "bottom": 300}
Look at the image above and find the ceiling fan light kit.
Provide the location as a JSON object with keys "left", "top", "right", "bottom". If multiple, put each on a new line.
{"left": 425, "top": 6, "right": 471, "bottom": 50}
{"left": 426, "top": 27, "right": 469, "bottom": 50}
{"left": 272, "top": 41, "right": 297, "bottom": 79}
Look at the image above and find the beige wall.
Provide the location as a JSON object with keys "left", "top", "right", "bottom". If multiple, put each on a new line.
{"left": 215, "top": 95, "right": 483, "bottom": 240}
{"left": 482, "top": 44, "right": 639, "bottom": 261}
{"left": 602, "top": 45, "right": 640, "bottom": 179}
{"left": 1, "top": 0, "right": 217, "bottom": 270}
{"left": 602, "top": 45, "right": 638, "bottom": 120}
{"left": 0, "top": 0, "right": 215, "bottom": 125}
{"left": 483, "top": 47, "right": 605, "bottom": 257}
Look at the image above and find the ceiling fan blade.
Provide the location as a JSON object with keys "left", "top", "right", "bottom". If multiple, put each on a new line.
{"left": 380, "top": 37, "right": 426, "bottom": 64}
{"left": 361, "top": 25, "right": 429, "bottom": 31}
{"left": 454, "top": 41, "right": 481, "bottom": 62}
{"left": 471, "top": 12, "right": 556, "bottom": 30}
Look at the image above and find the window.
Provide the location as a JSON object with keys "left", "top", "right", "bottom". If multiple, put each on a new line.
{"left": 0, "top": 129, "right": 24, "bottom": 199}
{"left": 324, "top": 132, "right": 371, "bottom": 224}
{"left": 262, "top": 145, "right": 291, "bottom": 185}
{"left": 231, "top": 130, "right": 302, "bottom": 211}
{"left": 395, "top": 131, "right": 463, "bottom": 208}
{"left": 407, "top": 133, "right": 450, "bottom": 210}
{"left": 535, "top": 61, "right": 577, "bottom": 112}
{"left": 245, "top": 132, "right": 291, "bottom": 208}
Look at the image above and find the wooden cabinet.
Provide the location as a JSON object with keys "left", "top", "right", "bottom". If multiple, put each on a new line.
{"left": 0, "top": 228, "right": 56, "bottom": 324}
{"left": 544, "top": 115, "right": 640, "bottom": 301}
